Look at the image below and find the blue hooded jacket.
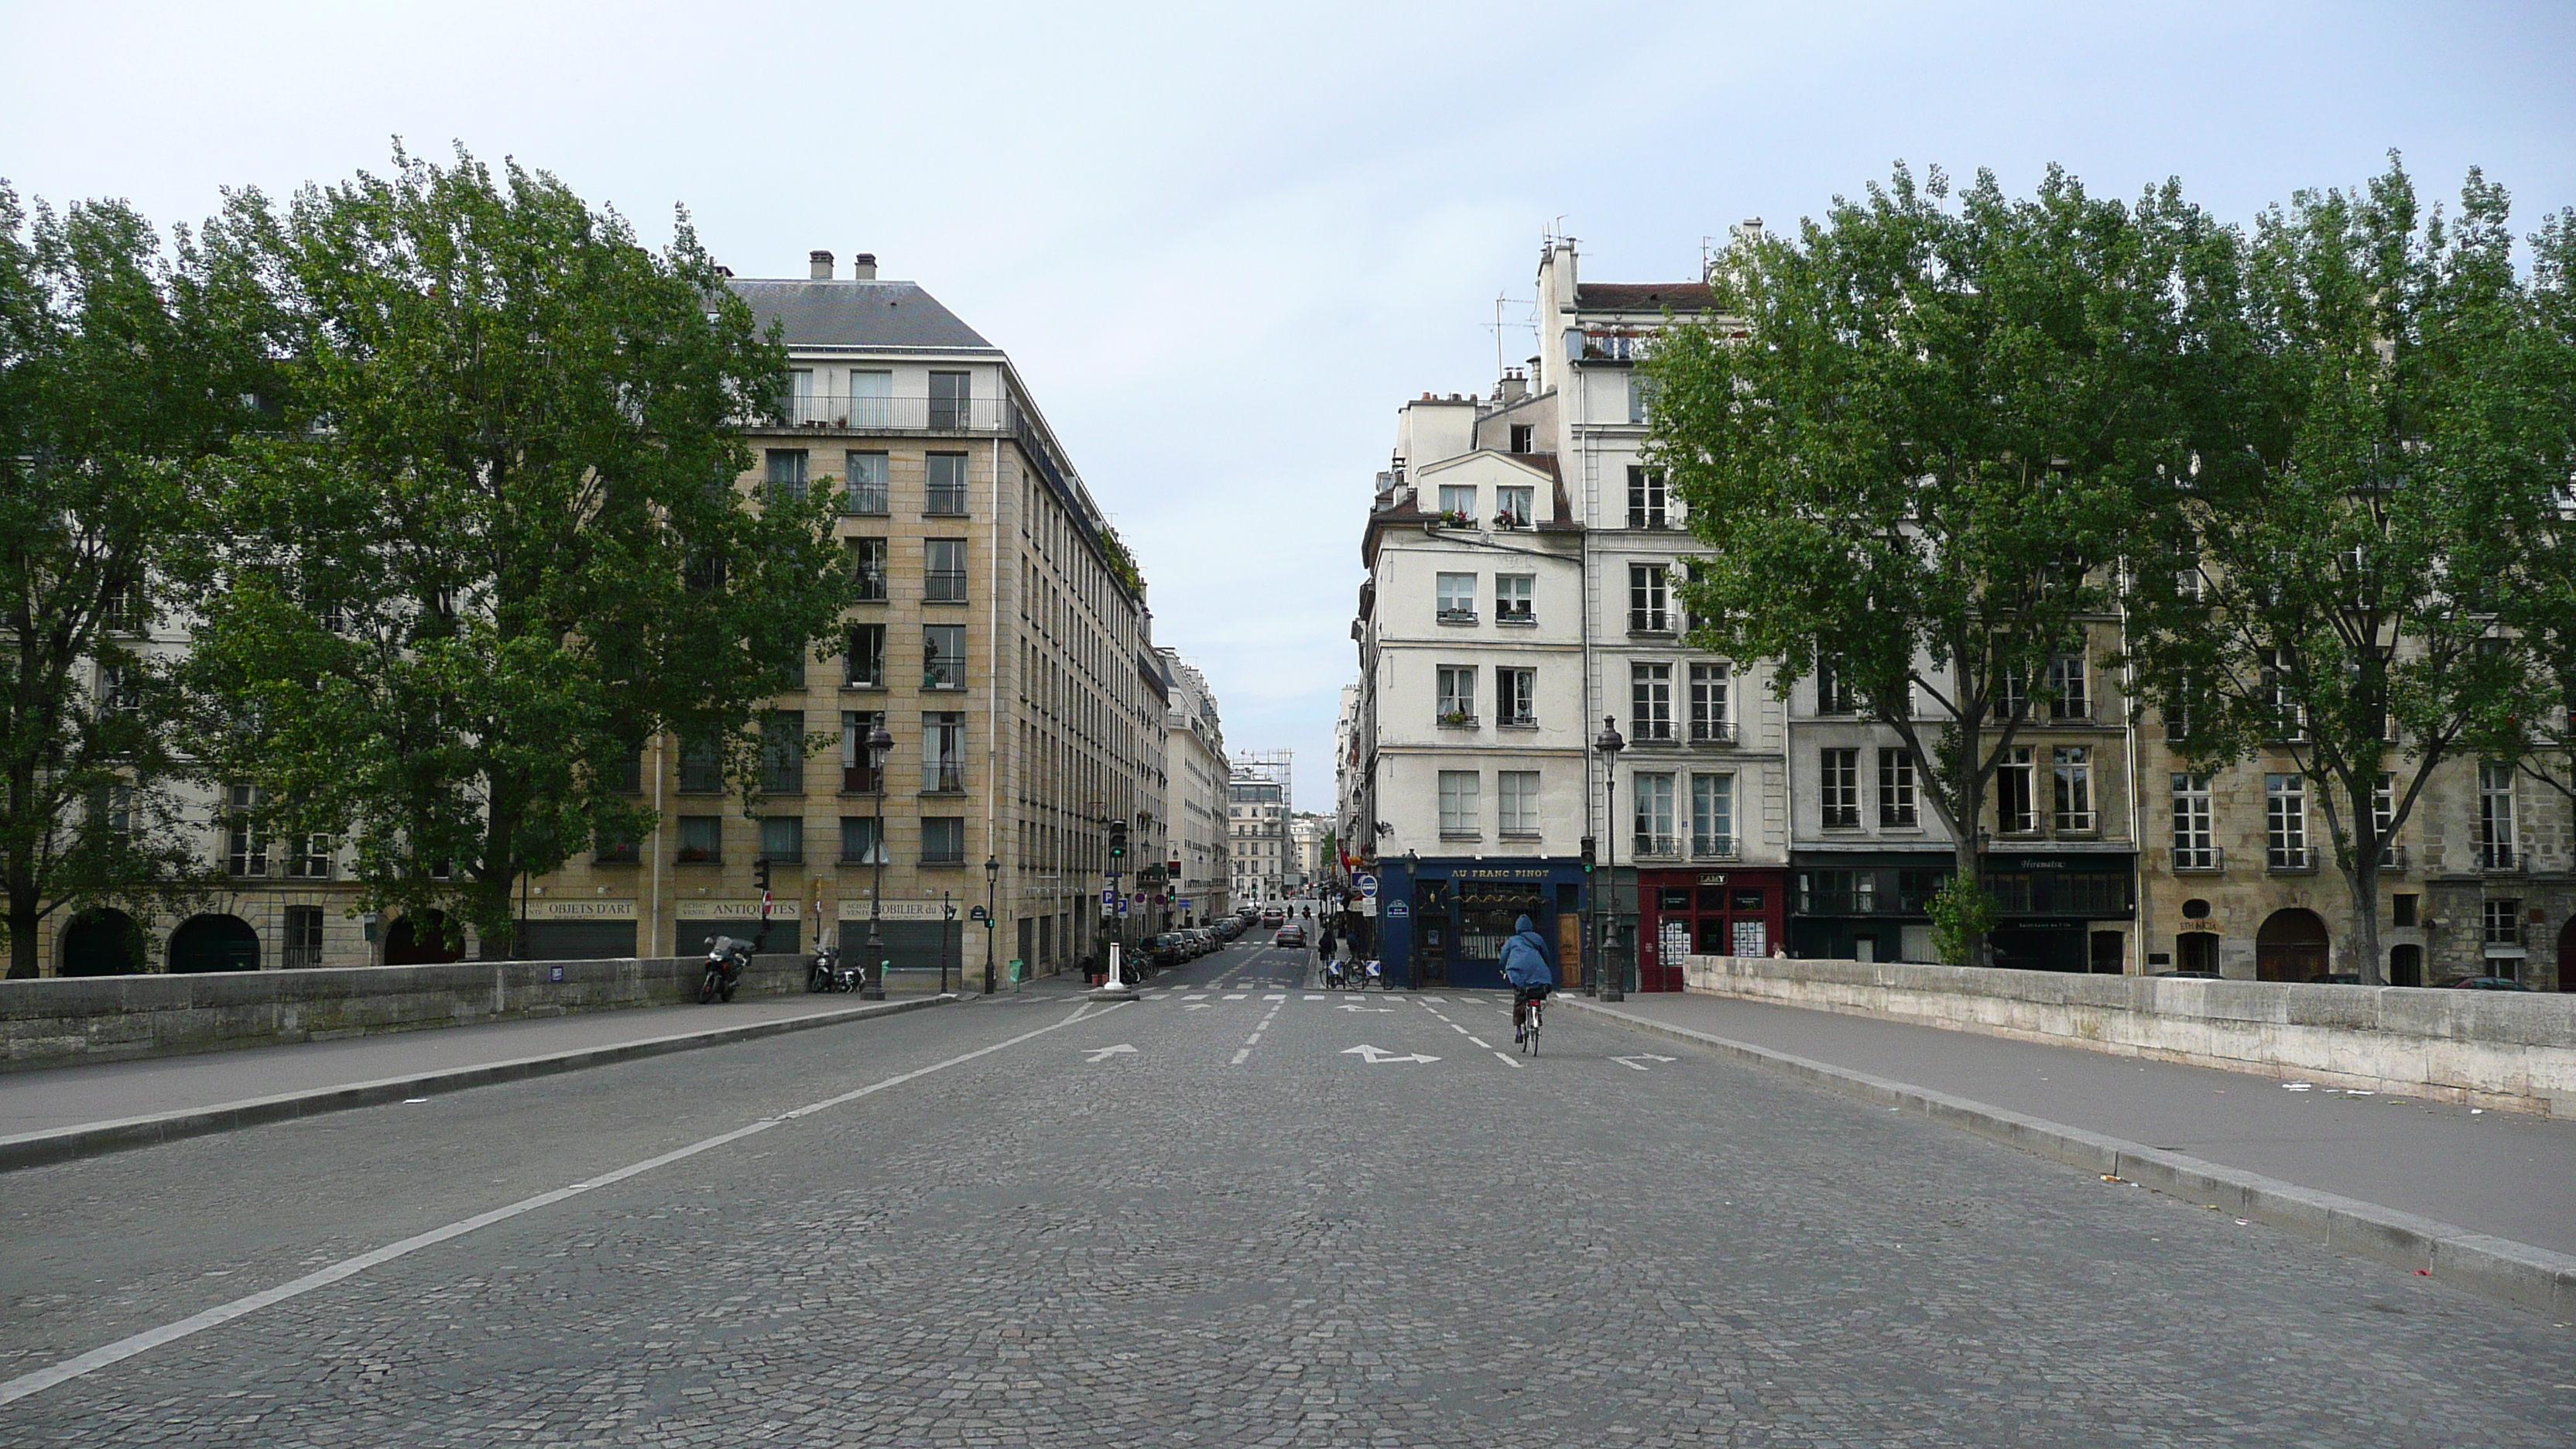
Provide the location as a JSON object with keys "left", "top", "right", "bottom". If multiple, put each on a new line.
{"left": 1499, "top": 914, "right": 1554, "bottom": 988}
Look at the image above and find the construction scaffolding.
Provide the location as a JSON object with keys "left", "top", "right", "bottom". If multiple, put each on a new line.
{"left": 1229, "top": 748, "right": 1293, "bottom": 814}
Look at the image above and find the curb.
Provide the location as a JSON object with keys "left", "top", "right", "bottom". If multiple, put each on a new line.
{"left": 1566, "top": 998, "right": 2576, "bottom": 1317}
{"left": 0, "top": 995, "right": 953, "bottom": 1174}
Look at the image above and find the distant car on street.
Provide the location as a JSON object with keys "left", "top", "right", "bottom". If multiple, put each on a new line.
{"left": 1273, "top": 925, "right": 1306, "bottom": 947}
{"left": 2305, "top": 972, "right": 2362, "bottom": 985}
{"left": 1261, "top": 909, "right": 1285, "bottom": 928}
{"left": 2440, "top": 975, "right": 2531, "bottom": 991}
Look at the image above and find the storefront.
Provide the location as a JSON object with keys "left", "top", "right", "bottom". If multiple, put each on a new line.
{"left": 1639, "top": 868, "right": 1788, "bottom": 990}
{"left": 1983, "top": 851, "right": 2136, "bottom": 974}
{"left": 1787, "top": 851, "right": 1954, "bottom": 963}
{"left": 1369, "top": 857, "right": 1586, "bottom": 991}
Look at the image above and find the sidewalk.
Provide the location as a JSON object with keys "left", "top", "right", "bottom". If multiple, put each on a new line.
{"left": 1570, "top": 991, "right": 2576, "bottom": 1310}
{"left": 0, "top": 991, "right": 954, "bottom": 1170}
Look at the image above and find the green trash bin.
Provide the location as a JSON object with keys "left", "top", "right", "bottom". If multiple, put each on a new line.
{"left": 1009, "top": 957, "right": 1025, "bottom": 985}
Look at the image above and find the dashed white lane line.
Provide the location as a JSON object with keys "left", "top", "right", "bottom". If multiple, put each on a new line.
{"left": 1468, "top": 1036, "right": 1492, "bottom": 1050}
{"left": 1230, "top": 1048, "right": 1250, "bottom": 1064}
{"left": 1264, "top": 993, "right": 1286, "bottom": 1001}
{"left": 1183, "top": 994, "right": 1208, "bottom": 1001}
{"left": 1449, "top": 1023, "right": 1470, "bottom": 1035}
{"left": 1245, "top": 1034, "right": 1261, "bottom": 1045}
{"left": 1224, "top": 993, "right": 1247, "bottom": 1000}
{"left": 1303, "top": 994, "right": 1324, "bottom": 1001}
{"left": 1492, "top": 1050, "right": 1523, "bottom": 1068}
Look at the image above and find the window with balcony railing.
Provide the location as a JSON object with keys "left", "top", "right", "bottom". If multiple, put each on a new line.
{"left": 1819, "top": 748, "right": 1860, "bottom": 828}
{"left": 852, "top": 538, "right": 888, "bottom": 603}
{"left": 1628, "top": 564, "right": 1670, "bottom": 631}
{"left": 2172, "top": 844, "right": 2224, "bottom": 872}
{"left": 839, "top": 816, "right": 886, "bottom": 865}
{"left": 1630, "top": 663, "right": 1673, "bottom": 740}
{"left": 928, "top": 372, "right": 971, "bottom": 431}
{"left": 843, "top": 450, "right": 889, "bottom": 514}
{"left": 923, "top": 625, "right": 965, "bottom": 689}
{"left": 926, "top": 539, "right": 968, "bottom": 602}
{"left": 841, "top": 711, "right": 885, "bottom": 793}
{"left": 286, "top": 833, "right": 334, "bottom": 880}
{"left": 2478, "top": 762, "right": 2516, "bottom": 871}
{"left": 676, "top": 815, "right": 721, "bottom": 864}
{"left": 923, "top": 711, "right": 966, "bottom": 793}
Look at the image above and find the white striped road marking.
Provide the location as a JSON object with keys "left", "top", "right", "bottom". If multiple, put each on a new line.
{"left": 1264, "top": 993, "right": 1286, "bottom": 1001}
{"left": 1224, "top": 993, "right": 1247, "bottom": 1000}
{"left": 1183, "top": 994, "right": 1208, "bottom": 1000}
{"left": 1492, "top": 1051, "right": 1523, "bottom": 1068}
{"left": 1245, "top": 1034, "right": 1261, "bottom": 1045}
{"left": 1230, "top": 1048, "right": 1250, "bottom": 1064}
{"left": 0, "top": 1002, "right": 1112, "bottom": 1408}
{"left": 1468, "top": 1037, "right": 1491, "bottom": 1050}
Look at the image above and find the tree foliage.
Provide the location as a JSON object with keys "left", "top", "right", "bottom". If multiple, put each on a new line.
{"left": 180, "top": 146, "right": 854, "bottom": 960}
{"left": 1647, "top": 163, "right": 2228, "bottom": 963}
{"left": 0, "top": 185, "right": 271, "bottom": 975}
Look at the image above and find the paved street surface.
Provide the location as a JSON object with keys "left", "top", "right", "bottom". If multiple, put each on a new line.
{"left": 1581, "top": 992, "right": 2576, "bottom": 1258}
{"left": 2, "top": 934, "right": 2570, "bottom": 1445}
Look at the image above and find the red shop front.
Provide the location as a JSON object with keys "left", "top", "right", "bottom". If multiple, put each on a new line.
{"left": 1637, "top": 868, "right": 1788, "bottom": 992}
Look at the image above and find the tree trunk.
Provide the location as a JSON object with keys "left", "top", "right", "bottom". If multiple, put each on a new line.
{"left": 7, "top": 881, "right": 38, "bottom": 978}
{"left": 2342, "top": 847, "right": 2386, "bottom": 988}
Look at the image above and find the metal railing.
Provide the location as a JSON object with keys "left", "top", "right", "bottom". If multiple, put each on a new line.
{"left": 1690, "top": 718, "right": 1738, "bottom": 745}
{"left": 1436, "top": 608, "right": 1478, "bottom": 625}
{"left": 2171, "top": 844, "right": 2224, "bottom": 872}
{"left": 1631, "top": 833, "right": 1680, "bottom": 859}
{"left": 2054, "top": 810, "right": 2098, "bottom": 835}
{"left": 1629, "top": 611, "right": 1673, "bottom": 632}
{"left": 595, "top": 840, "right": 641, "bottom": 865}
{"left": 282, "top": 946, "right": 324, "bottom": 971}
{"left": 2478, "top": 841, "right": 2517, "bottom": 871}
{"left": 766, "top": 394, "right": 1012, "bottom": 433}
{"left": 2266, "top": 845, "right": 2314, "bottom": 872}
{"left": 923, "top": 762, "right": 966, "bottom": 793}
{"left": 1691, "top": 834, "right": 1738, "bottom": 860}
{"left": 925, "top": 570, "right": 969, "bottom": 602}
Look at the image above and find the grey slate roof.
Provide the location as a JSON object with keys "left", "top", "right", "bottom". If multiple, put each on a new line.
{"left": 724, "top": 279, "right": 996, "bottom": 351}
{"left": 1574, "top": 281, "right": 1717, "bottom": 313}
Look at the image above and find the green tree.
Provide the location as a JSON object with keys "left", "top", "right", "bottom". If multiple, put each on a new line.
{"left": 2125, "top": 159, "right": 2568, "bottom": 986}
{"left": 183, "top": 147, "right": 851, "bottom": 961}
{"left": 2495, "top": 208, "right": 2576, "bottom": 822}
{"left": 1647, "top": 164, "right": 2225, "bottom": 966}
{"left": 0, "top": 186, "right": 270, "bottom": 976}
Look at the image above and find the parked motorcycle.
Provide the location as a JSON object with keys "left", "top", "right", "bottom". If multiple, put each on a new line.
{"left": 807, "top": 943, "right": 860, "bottom": 994}
{"left": 701, "top": 935, "right": 751, "bottom": 1003}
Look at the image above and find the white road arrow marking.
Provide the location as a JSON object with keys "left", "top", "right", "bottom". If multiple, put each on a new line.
{"left": 1337, "top": 1002, "right": 1392, "bottom": 1012}
{"left": 1084, "top": 1044, "right": 1139, "bottom": 1064}
{"left": 1610, "top": 1053, "right": 1677, "bottom": 1071}
{"left": 1341, "top": 1044, "right": 1440, "bottom": 1064}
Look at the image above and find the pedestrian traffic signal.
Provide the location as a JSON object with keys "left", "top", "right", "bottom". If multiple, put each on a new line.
{"left": 1108, "top": 820, "right": 1129, "bottom": 860}
{"left": 1580, "top": 836, "right": 1596, "bottom": 874}
{"left": 755, "top": 856, "right": 772, "bottom": 893}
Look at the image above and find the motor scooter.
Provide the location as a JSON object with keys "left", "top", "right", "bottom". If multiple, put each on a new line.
{"left": 701, "top": 935, "right": 751, "bottom": 1003}
{"left": 807, "top": 942, "right": 860, "bottom": 993}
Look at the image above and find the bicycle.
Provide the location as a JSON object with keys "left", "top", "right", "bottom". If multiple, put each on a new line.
{"left": 1513, "top": 986, "right": 1546, "bottom": 1054}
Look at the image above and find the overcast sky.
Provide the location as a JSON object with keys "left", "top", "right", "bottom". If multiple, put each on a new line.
{"left": 6, "top": 2, "right": 2572, "bottom": 810}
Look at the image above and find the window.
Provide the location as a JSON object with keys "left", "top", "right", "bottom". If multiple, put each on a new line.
{"left": 594, "top": 816, "right": 641, "bottom": 864}
{"left": 286, "top": 831, "right": 334, "bottom": 880}
{"left": 89, "top": 783, "right": 132, "bottom": 841}
{"left": 1814, "top": 656, "right": 1856, "bottom": 715}
{"left": 2478, "top": 762, "right": 2516, "bottom": 869}
{"left": 677, "top": 815, "right": 722, "bottom": 864}
{"left": 678, "top": 737, "right": 724, "bottom": 793}
{"left": 926, "top": 539, "right": 968, "bottom": 601}
{"left": 1630, "top": 663, "right": 1673, "bottom": 740}
{"left": 1689, "top": 663, "right": 1731, "bottom": 742}
{"left": 604, "top": 743, "right": 643, "bottom": 794}
{"left": 852, "top": 538, "right": 889, "bottom": 602}
{"left": 1629, "top": 564, "right": 1670, "bottom": 631}
{"left": 840, "top": 815, "right": 886, "bottom": 865}
{"left": 1691, "top": 772, "right": 1735, "bottom": 857}
{"left": 926, "top": 453, "right": 969, "bottom": 515}
{"left": 1627, "top": 375, "right": 1657, "bottom": 426}
{"left": 844, "top": 451, "right": 889, "bottom": 514}
{"left": 2051, "top": 747, "right": 2093, "bottom": 832}
{"left": 759, "top": 815, "right": 803, "bottom": 864}
{"left": 1437, "top": 485, "right": 1477, "bottom": 519}
{"left": 2164, "top": 674, "right": 2203, "bottom": 743}
{"left": 1819, "top": 748, "right": 1860, "bottom": 828}
{"left": 1632, "top": 772, "right": 1676, "bottom": 855}
{"left": 1497, "top": 667, "right": 1536, "bottom": 726}
{"left": 2482, "top": 898, "right": 2523, "bottom": 947}
{"left": 1625, "top": 466, "right": 1667, "bottom": 528}
{"left": 1878, "top": 748, "right": 1917, "bottom": 827}
{"left": 1497, "top": 485, "right": 1533, "bottom": 525}
{"left": 2393, "top": 893, "right": 2419, "bottom": 927}
{"left": 2373, "top": 773, "right": 2398, "bottom": 867}
{"left": 283, "top": 904, "right": 324, "bottom": 969}
{"left": 1994, "top": 666, "right": 2028, "bottom": 720}
{"left": 97, "top": 663, "right": 140, "bottom": 714}
{"left": 101, "top": 577, "right": 146, "bottom": 633}
{"left": 1508, "top": 423, "right": 1534, "bottom": 454}
{"left": 1438, "top": 770, "right": 1480, "bottom": 836}
{"left": 848, "top": 368, "right": 892, "bottom": 426}
{"left": 2262, "top": 649, "right": 2307, "bottom": 738}
{"left": 845, "top": 624, "right": 886, "bottom": 688}
{"left": 2171, "top": 773, "right": 2215, "bottom": 868}
{"left": 1498, "top": 770, "right": 1540, "bottom": 835}
{"left": 2046, "top": 653, "right": 2089, "bottom": 719}
{"left": 923, "top": 711, "right": 965, "bottom": 792}
{"left": 787, "top": 368, "right": 817, "bottom": 422}
{"left": 1495, "top": 574, "right": 1533, "bottom": 622}
{"left": 760, "top": 711, "right": 805, "bottom": 794}
{"left": 764, "top": 449, "right": 808, "bottom": 500}
{"left": 923, "top": 625, "right": 964, "bottom": 688}
{"left": 928, "top": 370, "right": 971, "bottom": 430}
{"left": 1436, "top": 573, "right": 1476, "bottom": 620}
{"left": 922, "top": 817, "right": 966, "bottom": 862}
{"left": 1996, "top": 747, "right": 2037, "bottom": 834}
{"left": 2266, "top": 773, "right": 2309, "bottom": 868}
{"left": 1437, "top": 666, "right": 1476, "bottom": 721}
{"left": 841, "top": 711, "right": 885, "bottom": 792}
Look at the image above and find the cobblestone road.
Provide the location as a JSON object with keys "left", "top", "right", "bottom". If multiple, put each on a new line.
{"left": 2, "top": 940, "right": 2570, "bottom": 1445}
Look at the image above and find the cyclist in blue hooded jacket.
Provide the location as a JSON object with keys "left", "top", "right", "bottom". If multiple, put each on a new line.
{"left": 1498, "top": 913, "right": 1554, "bottom": 1043}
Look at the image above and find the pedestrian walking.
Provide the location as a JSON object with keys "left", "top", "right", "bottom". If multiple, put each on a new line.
{"left": 1316, "top": 925, "right": 1336, "bottom": 964}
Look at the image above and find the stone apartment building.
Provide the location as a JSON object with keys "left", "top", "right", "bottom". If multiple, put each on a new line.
{"left": 1229, "top": 761, "right": 1292, "bottom": 905}
{"left": 526, "top": 250, "right": 1152, "bottom": 984}
{"left": 1159, "top": 650, "right": 1231, "bottom": 927}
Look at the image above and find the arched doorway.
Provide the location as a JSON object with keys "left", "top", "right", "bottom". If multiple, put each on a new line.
{"left": 2389, "top": 944, "right": 2424, "bottom": 989}
{"left": 167, "top": 914, "right": 259, "bottom": 974}
{"left": 383, "top": 910, "right": 467, "bottom": 965}
{"left": 2256, "top": 908, "right": 2330, "bottom": 982}
{"left": 2558, "top": 917, "right": 2575, "bottom": 993}
{"left": 58, "top": 909, "right": 142, "bottom": 976}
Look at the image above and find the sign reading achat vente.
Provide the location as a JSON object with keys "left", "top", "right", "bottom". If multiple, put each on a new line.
{"left": 836, "top": 901, "right": 958, "bottom": 922}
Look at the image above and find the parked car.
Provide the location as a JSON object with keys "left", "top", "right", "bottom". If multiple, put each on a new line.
{"left": 2305, "top": 972, "right": 2362, "bottom": 985}
{"left": 2441, "top": 975, "right": 2531, "bottom": 991}
{"left": 1274, "top": 925, "right": 1306, "bottom": 947}
{"left": 2153, "top": 970, "right": 2223, "bottom": 979}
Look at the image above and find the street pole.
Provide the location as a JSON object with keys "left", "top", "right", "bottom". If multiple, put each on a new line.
{"left": 940, "top": 889, "right": 953, "bottom": 994}
{"left": 983, "top": 854, "right": 999, "bottom": 995}
{"left": 1595, "top": 716, "right": 1626, "bottom": 1002}
{"left": 862, "top": 721, "right": 892, "bottom": 1000}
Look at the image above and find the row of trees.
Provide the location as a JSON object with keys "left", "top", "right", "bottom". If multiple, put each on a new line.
{"left": 2, "top": 147, "right": 854, "bottom": 975}
{"left": 1647, "top": 156, "right": 2576, "bottom": 982}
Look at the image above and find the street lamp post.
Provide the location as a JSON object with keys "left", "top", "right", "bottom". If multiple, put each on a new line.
{"left": 983, "top": 854, "right": 1000, "bottom": 994}
{"left": 940, "top": 890, "right": 954, "bottom": 994}
{"left": 1594, "top": 716, "right": 1626, "bottom": 1002}
{"left": 862, "top": 720, "right": 893, "bottom": 1000}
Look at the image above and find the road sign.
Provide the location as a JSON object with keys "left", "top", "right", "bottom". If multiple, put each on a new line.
{"left": 1356, "top": 873, "right": 1378, "bottom": 899}
{"left": 1115, "top": 899, "right": 1129, "bottom": 916}
{"left": 969, "top": 905, "right": 989, "bottom": 923}
{"left": 1100, "top": 889, "right": 1118, "bottom": 906}
{"left": 1177, "top": 899, "right": 1192, "bottom": 910}
{"left": 1386, "top": 900, "right": 1410, "bottom": 918}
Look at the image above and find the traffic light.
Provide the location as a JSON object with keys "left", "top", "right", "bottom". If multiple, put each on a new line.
{"left": 1580, "top": 835, "right": 1596, "bottom": 874}
{"left": 755, "top": 856, "right": 772, "bottom": 893}
{"left": 1108, "top": 820, "right": 1129, "bottom": 862}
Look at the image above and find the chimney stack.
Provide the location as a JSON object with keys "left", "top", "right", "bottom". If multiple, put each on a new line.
{"left": 808, "top": 249, "right": 834, "bottom": 280}
{"left": 1500, "top": 368, "right": 1526, "bottom": 403}
{"left": 851, "top": 252, "right": 878, "bottom": 280}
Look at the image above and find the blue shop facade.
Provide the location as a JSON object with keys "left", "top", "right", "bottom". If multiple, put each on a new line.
{"left": 1368, "top": 856, "right": 1589, "bottom": 991}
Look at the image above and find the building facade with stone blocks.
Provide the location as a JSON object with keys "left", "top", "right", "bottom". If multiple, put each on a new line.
{"left": 1229, "top": 757, "right": 1293, "bottom": 906}
{"left": 527, "top": 249, "right": 1151, "bottom": 985}
{"left": 1157, "top": 649, "right": 1230, "bottom": 927}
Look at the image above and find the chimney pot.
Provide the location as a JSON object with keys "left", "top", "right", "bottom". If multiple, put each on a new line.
{"left": 851, "top": 252, "right": 878, "bottom": 280}
{"left": 809, "top": 249, "right": 834, "bottom": 279}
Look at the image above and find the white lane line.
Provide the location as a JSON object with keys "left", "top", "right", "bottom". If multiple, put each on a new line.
{"left": 1468, "top": 1037, "right": 1492, "bottom": 1050}
{"left": 0, "top": 1003, "right": 1108, "bottom": 1408}
{"left": 1245, "top": 1034, "right": 1261, "bottom": 1045}
{"left": 1183, "top": 994, "right": 1208, "bottom": 1001}
{"left": 1263, "top": 993, "right": 1286, "bottom": 1001}
{"left": 1450, "top": 1023, "right": 1470, "bottom": 1034}
{"left": 1230, "top": 1048, "right": 1251, "bottom": 1064}
{"left": 1303, "top": 994, "right": 1324, "bottom": 1001}
{"left": 1492, "top": 1050, "right": 1523, "bottom": 1069}
{"left": 1224, "top": 993, "right": 1247, "bottom": 1000}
